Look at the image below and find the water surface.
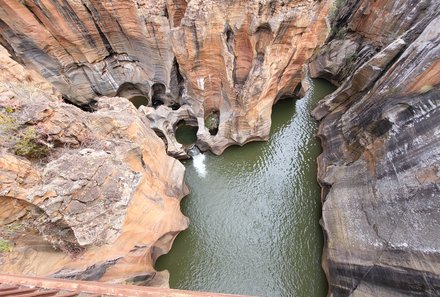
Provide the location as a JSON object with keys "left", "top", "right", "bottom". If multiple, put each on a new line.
{"left": 130, "top": 96, "right": 148, "bottom": 108}
{"left": 156, "top": 79, "right": 336, "bottom": 297}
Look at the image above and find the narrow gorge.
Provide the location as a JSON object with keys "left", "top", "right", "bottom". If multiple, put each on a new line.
{"left": 0, "top": 0, "right": 439, "bottom": 296}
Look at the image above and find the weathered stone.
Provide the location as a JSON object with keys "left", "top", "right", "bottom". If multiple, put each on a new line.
{"left": 0, "top": 80, "right": 188, "bottom": 286}
{"left": 0, "top": 0, "right": 439, "bottom": 295}
{"left": 312, "top": 1, "right": 440, "bottom": 296}
{"left": 0, "top": 0, "right": 334, "bottom": 155}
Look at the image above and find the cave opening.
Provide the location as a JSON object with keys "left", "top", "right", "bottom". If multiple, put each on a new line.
{"left": 129, "top": 95, "right": 149, "bottom": 109}
{"left": 175, "top": 119, "right": 199, "bottom": 145}
{"left": 255, "top": 23, "right": 272, "bottom": 56}
{"left": 224, "top": 24, "right": 234, "bottom": 53}
{"left": 205, "top": 111, "right": 220, "bottom": 136}
{"left": 294, "top": 82, "right": 303, "bottom": 97}
{"left": 152, "top": 83, "right": 166, "bottom": 108}
{"left": 116, "top": 82, "right": 150, "bottom": 109}
{"left": 63, "top": 95, "right": 97, "bottom": 112}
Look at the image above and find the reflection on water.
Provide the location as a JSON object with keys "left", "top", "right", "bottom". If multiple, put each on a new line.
{"left": 156, "top": 79, "right": 336, "bottom": 297}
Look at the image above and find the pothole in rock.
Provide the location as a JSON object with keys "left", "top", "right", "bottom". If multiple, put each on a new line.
{"left": 129, "top": 95, "right": 149, "bottom": 109}
{"left": 116, "top": 82, "right": 150, "bottom": 109}
{"left": 175, "top": 120, "right": 198, "bottom": 145}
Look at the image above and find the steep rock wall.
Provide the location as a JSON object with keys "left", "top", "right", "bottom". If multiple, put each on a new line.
{"left": 0, "top": 0, "right": 333, "bottom": 156}
{"left": 310, "top": 1, "right": 440, "bottom": 296}
{"left": 0, "top": 0, "right": 175, "bottom": 105}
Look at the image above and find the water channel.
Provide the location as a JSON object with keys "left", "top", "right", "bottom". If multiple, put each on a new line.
{"left": 156, "top": 79, "right": 336, "bottom": 297}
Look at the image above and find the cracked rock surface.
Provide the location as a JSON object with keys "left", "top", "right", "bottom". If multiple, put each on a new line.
{"left": 0, "top": 58, "right": 188, "bottom": 285}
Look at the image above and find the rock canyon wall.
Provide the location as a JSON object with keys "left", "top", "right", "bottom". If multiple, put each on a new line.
{"left": 0, "top": 0, "right": 332, "bottom": 157}
{"left": 310, "top": 0, "right": 440, "bottom": 296}
{"left": 0, "top": 0, "right": 439, "bottom": 296}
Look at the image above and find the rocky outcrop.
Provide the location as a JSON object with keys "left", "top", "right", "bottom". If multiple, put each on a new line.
{"left": 1, "top": 0, "right": 439, "bottom": 295}
{"left": 0, "top": 0, "right": 333, "bottom": 156}
{"left": 310, "top": 1, "right": 440, "bottom": 296}
{"left": 0, "top": 73, "right": 188, "bottom": 285}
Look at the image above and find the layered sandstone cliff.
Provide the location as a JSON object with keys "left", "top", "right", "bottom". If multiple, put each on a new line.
{"left": 310, "top": 1, "right": 440, "bottom": 296}
{"left": 0, "top": 0, "right": 333, "bottom": 157}
{"left": 0, "top": 0, "right": 439, "bottom": 296}
{"left": 0, "top": 48, "right": 188, "bottom": 286}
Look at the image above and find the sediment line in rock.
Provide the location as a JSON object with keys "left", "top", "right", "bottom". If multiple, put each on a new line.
{"left": 310, "top": 1, "right": 440, "bottom": 295}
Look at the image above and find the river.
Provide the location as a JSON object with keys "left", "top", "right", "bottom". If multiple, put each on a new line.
{"left": 156, "top": 79, "right": 336, "bottom": 297}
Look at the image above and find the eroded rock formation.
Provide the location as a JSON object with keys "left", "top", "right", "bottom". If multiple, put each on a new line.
{"left": 310, "top": 0, "right": 440, "bottom": 296}
{"left": 0, "top": 52, "right": 188, "bottom": 285}
{"left": 0, "top": 0, "right": 333, "bottom": 157}
{"left": 0, "top": 0, "right": 439, "bottom": 295}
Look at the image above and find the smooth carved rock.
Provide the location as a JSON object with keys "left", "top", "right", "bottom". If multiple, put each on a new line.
{"left": 0, "top": 81, "right": 188, "bottom": 285}
{"left": 0, "top": 0, "right": 175, "bottom": 104}
{"left": 311, "top": 38, "right": 407, "bottom": 121}
{"left": 309, "top": 38, "right": 360, "bottom": 83}
{"left": 0, "top": 0, "right": 333, "bottom": 155}
{"left": 312, "top": 1, "right": 440, "bottom": 296}
{"left": 171, "top": 0, "right": 333, "bottom": 154}
{"left": 141, "top": 104, "right": 198, "bottom": 159}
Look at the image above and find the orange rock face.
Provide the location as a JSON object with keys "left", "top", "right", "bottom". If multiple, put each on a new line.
{"left": 171, "top": 0, "right": 332, "bottom": 154}
{"left": 0, "top": 0, "right": 336, "bottom": 287}
{"left": 0, "top": 56, "right": 188, "bottom": 286}
{"left": 0, "top": 0, "right": 333, "bottom": 156}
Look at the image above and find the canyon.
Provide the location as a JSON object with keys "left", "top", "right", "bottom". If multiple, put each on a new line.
{"left": 0, "top": 0, "right": 439, "bottom": 296}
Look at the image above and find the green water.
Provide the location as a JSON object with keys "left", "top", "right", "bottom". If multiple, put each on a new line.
{"left": 176, "top": 124, "right": 198, "bottom": 145}
{"left": 130, "top": 96, "right": 148, "bottom": 108}
{"left": 156, "top": 79, "right": 336, "bottom": 297}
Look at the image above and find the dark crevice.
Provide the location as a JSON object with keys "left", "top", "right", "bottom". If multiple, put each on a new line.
{"left": 164, "top": 6, "right": 169, "bottom": 19}
{"left": 170, "top": 58, "right": 185, "bottom": 102}
{"left": 293, "top": 82, "right": 302, "bottom": 97}
{"left": 153, "top": 129, "right": 168, "bottom": 149}
{"left": 224, "top": 23, "right": 234, "bottom": 53}
{"left": 152, "top": 83, "right": 166, "bottom": 108}
{"left": 63, "top": 95, "right": 97, "bottom": 112}
{"left": 170, "top": 102, "right": 181, "bottom": 110}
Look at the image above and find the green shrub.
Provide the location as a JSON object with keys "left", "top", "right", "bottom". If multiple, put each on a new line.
{"left": 205, "top": 113, "right": 219, "bottom": 130}
{"left": 0, "top": 111, "right": 17, "bottom": 132}
{"left": 329, "top": 0, "right": 346, "bottom": 23}
{"left": 0, "top": 239, "right": 11, "bottom": 253}
{"left": 1, "top": 108, "right": 50, "bottom": 158}
{"left": 13, "top": 127, "right": 49, "bottom": 158}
